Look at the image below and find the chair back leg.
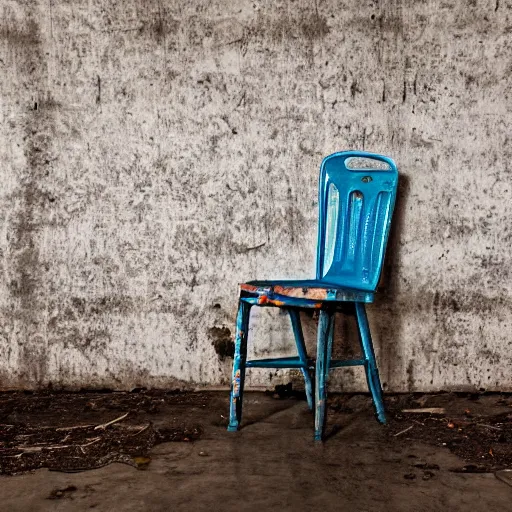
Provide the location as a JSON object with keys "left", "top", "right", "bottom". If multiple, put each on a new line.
{"left": 228, "top": 300, "right": 252, "bottom": 431}
{"left": 314, "top": 309, "right": 335, "bottom": 440}
{"left": 287, "top": 309, "right": 313, "bottom": 410}
{"left": 355, "top": 302, "right": 386, "bottom": 424}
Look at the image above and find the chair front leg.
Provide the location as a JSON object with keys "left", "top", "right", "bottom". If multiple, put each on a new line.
{"left": 355, "top": 302, "right": 386, "bottom": 424}
{"left": 314, "top": 309, "right": 335, "bottom": 441}
{"left": 287, "top": 308, "right": 313, "bottom": 410}
{"left": 228, "top": 300, "right": 252, "bottom": 431}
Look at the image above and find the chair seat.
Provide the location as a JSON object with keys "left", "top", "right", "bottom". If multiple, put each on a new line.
{"left": 240, "top": 279, "right": 374, "bottom": 307}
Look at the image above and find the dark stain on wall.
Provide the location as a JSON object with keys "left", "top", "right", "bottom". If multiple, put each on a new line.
{"left": 140, "top": 15, "right": 180, "bottom": 42}
{"left": 209, "top": 326, "right": 234, "bottom": 361}
{"left": 406, "top": 359, "right": 414, "bottom": 391}
{"left": 300, "top": 13, "right": 330, "bottom": 40}
{"left": 5, "top": 9, "right": 51, "bottom": 387}
{"left": 3, "top": 9, "right": 70, "bottom": 388}
{"left": 0, "top": 19, "right": 41, "bottom": 47}
{"left": 253, "top": 11, "right": 330, "bottom": 43}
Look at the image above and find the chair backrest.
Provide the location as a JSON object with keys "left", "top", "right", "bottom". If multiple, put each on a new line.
{"left": 316, "top": 151, "right": 399, "bottom": 291}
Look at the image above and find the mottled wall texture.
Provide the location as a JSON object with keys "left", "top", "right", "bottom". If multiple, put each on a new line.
{"left": 1, "top": 0, "right": 511, "bottom": 391}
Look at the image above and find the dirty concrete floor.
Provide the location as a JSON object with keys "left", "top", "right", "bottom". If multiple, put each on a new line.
{"left": 1, "top": 392, "right": 512, "bottom": 512}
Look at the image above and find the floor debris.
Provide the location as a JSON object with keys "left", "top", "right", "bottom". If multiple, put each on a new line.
{"left": 0, "top": 390, "right": 204, "bottom": 475}
{"left": 385, "top": 392, "right": 512, "bottom": 472}
{"left": 402, "top": 408, "right": 446, "bottom": 414}
{"left": 94, "top": 412, "right": 130, "bottom": 430}
{"left": 394, "top": 425, "right": 413, "bottom": 437}
{"left": 1, "top": 390, "right": 511, "bottom": 477}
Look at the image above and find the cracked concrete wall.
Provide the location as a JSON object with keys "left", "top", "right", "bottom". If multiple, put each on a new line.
{"left": 1, "top": 0, "right": 511, "bottom": 391}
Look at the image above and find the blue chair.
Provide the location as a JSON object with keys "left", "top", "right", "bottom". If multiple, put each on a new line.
{"left": 227, "top": 151, "right": 399, "bottom": 440}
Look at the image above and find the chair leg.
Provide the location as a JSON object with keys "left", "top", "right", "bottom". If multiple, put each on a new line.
{"left": 228, "top": 300, "right": 252, "bottom": 432}
{"left": 314, "top": 309, "right": 335, "bottom": 441}
{"left": 355, "top": 302, "right": 386, "bottom": 424}
{"left": 287, "top": 309, "right": 313, "bottom": 410}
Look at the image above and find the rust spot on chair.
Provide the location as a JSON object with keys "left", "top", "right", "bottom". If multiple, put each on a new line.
{"left": 240, "top": 284, "right": 259, "bottom": 293}
{"left": 274, "top": 286, "right": 328, "bottom": 300}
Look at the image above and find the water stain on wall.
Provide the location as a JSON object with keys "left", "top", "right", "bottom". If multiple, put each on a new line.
{"left": 209, "top": 326, "right": 234, "bottom": 361}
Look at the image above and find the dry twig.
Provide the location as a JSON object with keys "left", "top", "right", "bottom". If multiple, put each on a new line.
{"left": 394, "top": 425, "right": 414, "bottom": 437}
{"left": 402, "top": 408, "right": 445, "bottom": 414}
{"left": 94, "top": 412, "right": 129, "bottom": 431}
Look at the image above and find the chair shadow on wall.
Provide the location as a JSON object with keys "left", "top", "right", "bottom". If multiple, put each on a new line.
{"left": 371, "top": 173, "right": 410, "bottom": 394}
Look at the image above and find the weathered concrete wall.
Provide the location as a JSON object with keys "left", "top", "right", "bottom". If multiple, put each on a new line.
{"left": 1, "top": 0, "right": 511, "bottom": 391}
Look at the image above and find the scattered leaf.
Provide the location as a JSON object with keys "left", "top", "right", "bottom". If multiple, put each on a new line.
{"left": 133, "top": 456, "right": 151, "bottom": 469}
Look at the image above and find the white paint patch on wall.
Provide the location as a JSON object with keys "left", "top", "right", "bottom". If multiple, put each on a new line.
{"left": 0, "top": 0, "right": 511, "bottom": 391}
